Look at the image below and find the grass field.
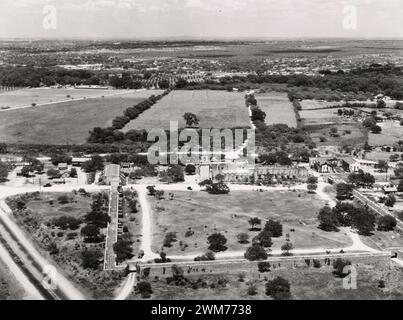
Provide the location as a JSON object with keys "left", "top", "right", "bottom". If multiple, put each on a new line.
{"left": 0, "top": 87, "right": 136, "bottom": 110}
{"left": 123, "top": 90, "right": 251, "bottom": 131}
{"left": 300, "top": 100, "right": 339, "bottom": 110}
{"left": 150, "top": 190, "right": 351, "bottom": 255}
{"left": 309, "top": 123, "right": 367, "bottom": 147}
{"left": 256, "top": 92, "right": 297, "bottom": 128}
{"left": 0, "top": 90, "right": 162, "bottom": 144}
{"left": 368, "top": 121, "right": 403, "bottom": 146}
{"left": 130, "top": 264, "right": 403, "bottom": 300}
{"left": 300, "top": 108, "right": 342, "bottom": 126}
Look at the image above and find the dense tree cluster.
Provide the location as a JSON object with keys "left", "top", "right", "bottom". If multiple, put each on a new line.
{"left": 51, "top": 216, "right": 82, "bottom": 231}
{"left": 0, "top": 66, "right": 101, "bottom": 87}
{"left": 335, "top": 183, "right": 354, "bottom": 200}
{"left": 318, "top": 202, "right": 376, "bottom": 235}
{"left": 81, "top": 194, "right": 109, "bottom": 243}
{"left": 50, "top": 153, "right": 72, "bottom": 166}
{"left": 81, "top": 155, "right": 104, "bottom": 173}
{"left": 348, "top": 170, "right": 375, "bottom": 188}
{"left": 362, "top": 116, "right": 382, "bottom": 134}
{"left": 81, "top": 249, "right": 103, "bottom": 270}
{"left": 159, "top": 165, "right": 185, "bottom": 184}
{"left": 113, "top": 239, "right": 134, "bottom": 263}
{"left": 255, "top": 123, "right": 315, "bottom": 152}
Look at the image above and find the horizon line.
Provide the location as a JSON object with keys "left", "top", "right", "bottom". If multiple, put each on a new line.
{"left": 1, "top": 36, "right": 403, "bottom": 42}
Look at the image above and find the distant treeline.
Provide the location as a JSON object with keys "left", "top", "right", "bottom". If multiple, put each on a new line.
{"left": 2, "top": 142, "right": 155, "bottom": 156}
{"left": 0, "top": 65, "right": 103, "bottom": 87}
{"left": 179, "top": 64, "right": 403, "bottom": 100}
{"left": 3, "top": 63, "right": 403, "bottom": 100}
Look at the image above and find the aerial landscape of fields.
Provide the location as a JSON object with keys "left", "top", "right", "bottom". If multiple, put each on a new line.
{"left": 1, "top": 0, "right": 403, "bottom": 307}
{"left": 0, "top": 89, "right": 162, "bottom": 144}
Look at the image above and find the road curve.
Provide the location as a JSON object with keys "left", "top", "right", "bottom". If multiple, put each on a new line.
{"left": 0, "top": 200, "right": 85, "bottom": 300}
{"left": 0, "top": 241, "right": 44, "bottom": 300}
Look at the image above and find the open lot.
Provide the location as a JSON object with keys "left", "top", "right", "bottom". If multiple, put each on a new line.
{"left": 130, "top": 263, "right": 403, "bottom": 300}
{"left": 361, "top": 230, "right": 403, "bottom": 251}
{"left": 150, "top": 190, "right": 351, "bottom": 255}
{"left": 308, "top": 123, "right": 367, "bottom": 147}
{"left": 256, "top": 92, "right": 297, "bottom": 128}
{"left": 300, "top": 108, "right": 343, "bottom": 126}
{"left": 0, "top": 90, "right": 162, "bottom": 144}
{"left": 0, "top": 87, "right": 136, "bottom": 110}
{"left": 300, "top": 100, "right": 339, "bottom": 110}
{"left": 123, "top": 90, "right": 251, "bottom": 131}
{"left": 368, "top": 121, "right": 403, "bottom": 146}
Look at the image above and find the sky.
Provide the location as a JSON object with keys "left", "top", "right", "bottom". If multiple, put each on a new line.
{"left": 0, "top": 0, "right": 402, "bottom": 39}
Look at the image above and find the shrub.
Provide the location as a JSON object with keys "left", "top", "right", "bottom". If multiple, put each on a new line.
{"left": 205, "top": 182, "right": 230, "bottom": 195}
{"left": 258, "top": 261, "right": 271, "bottom": 273}
{"left": 313, "top": 260, "right": 322, "bottom": 268}
{"left": 333, "top": 258, "right": 352, "bottom": 278}
{"left": 194, "top": 251, "right": 215, "bottom": 261}
{"left": 237, "top": 233, "right": 250, "bottom": 244}
{"left": 57, "top": 195, "right": 69, "bottom": 204}
{"left": 81, "top": 249, "right": 102, "bottom": 270}
{"left": 136, "top": 281, "right": 153, "bottom": 299}
{"left": 265, "top": 277, "right": 292, "bottom": 300}
{"left": 247, "top": 284, "right": 258, "bottom": 296}
{"left": 163, "top": 232, "right": 177, "bottom": 248}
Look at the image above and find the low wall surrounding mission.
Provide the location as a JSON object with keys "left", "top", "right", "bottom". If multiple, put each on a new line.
{"left": 136, "top": 252, "right": 391, "bottom": 278}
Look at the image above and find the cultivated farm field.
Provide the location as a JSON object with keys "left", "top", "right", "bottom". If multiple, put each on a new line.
{"left": 255, "top": 92, "right": 297, "bottom": 128}
{"left": 0, "top": 90, "right": 162, "bottom": 144}
{"left": 0, "top": 87, "right": 140, "bottom": 110}
{"left": 123, "top": 90, "right": 251, "bottom": 131}
{"left": 150, "top": 190, "right": 351, "bottom": 256}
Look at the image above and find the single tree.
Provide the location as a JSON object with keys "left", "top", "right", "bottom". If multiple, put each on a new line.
{"left": 244, "top": 243, "right": 268, "bottom": 261}
{"left": 183, "top": 112, "right": 199, "bottom": 127}
{"left": 385, "top": 194, "right": 396, "bottom": 208}
{"left": 248, "top": 217, "right": 262, "bottom": 231}
{"left": 207, "top": 233, "right": 227, "bottom": 252}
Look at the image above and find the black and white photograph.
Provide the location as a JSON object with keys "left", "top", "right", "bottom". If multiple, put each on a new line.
{"left": 0, "top": 0, "right": 403, "bottom": 308}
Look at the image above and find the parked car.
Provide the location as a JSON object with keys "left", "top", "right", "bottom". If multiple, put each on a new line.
{"left": 43, "top": 183, "right": 52, "bottom": 188}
